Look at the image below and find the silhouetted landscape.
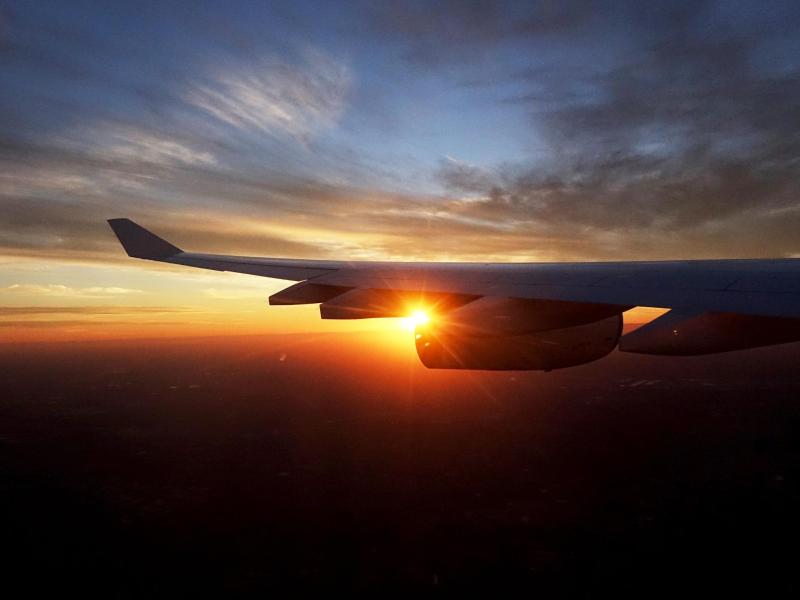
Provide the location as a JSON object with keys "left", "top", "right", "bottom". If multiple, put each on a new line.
{"left": 2, "top": 334, "right": 799, "bottom": 595}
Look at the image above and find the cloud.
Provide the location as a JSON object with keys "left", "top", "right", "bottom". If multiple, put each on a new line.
{"left": 0, "top": 306, "right": 194, "bottom": 316}
{"left": 408, "top": 2, "right": 800, "bottom": 258}
{"left": 94, "top": 126, "right": 218, "bottom": 167}
{"left": 5, "top": 284, "right": 144, "bottom": 298}
{"left": 0, "top": 305, "right": 199, "bottom": 330}
{"left": 185, "top": 49, "right": 351, "bottom": 141}
{"left": 367, "top": 0, "right": 594, "bottom": 65}
{"left": 0, "top": 319, "right": 188, "bottom": 329}
{"left": 1, "top": 1, "right": 799, "bottom": 268}
{"left": 202, "top": 288, "right": 261, "bottom": 300}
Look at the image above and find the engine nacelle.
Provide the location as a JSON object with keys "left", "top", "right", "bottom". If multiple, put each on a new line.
{"left": 415, "top": 314, "right": 623, "bottom": 371}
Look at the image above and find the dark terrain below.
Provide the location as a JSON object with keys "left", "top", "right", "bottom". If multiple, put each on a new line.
{"left": 1, "top": 333, "right": 799, "bottom": 596}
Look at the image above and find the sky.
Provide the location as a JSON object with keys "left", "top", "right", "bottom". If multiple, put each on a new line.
{"left": 1, "top": 0, "right": 800, "bottom": 341}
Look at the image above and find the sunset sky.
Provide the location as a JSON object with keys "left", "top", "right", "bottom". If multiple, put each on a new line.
{"left": 2, "top": 1, "right": 799, "bottom": 341}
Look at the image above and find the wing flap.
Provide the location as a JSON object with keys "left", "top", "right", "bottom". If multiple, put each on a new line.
{"left": 268, "top": 281, "right": 352, "bottom": 305}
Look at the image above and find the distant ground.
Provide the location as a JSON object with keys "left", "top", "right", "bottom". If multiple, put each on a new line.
{"left": 1, "top": 333, "right": 799, "bottom": 595}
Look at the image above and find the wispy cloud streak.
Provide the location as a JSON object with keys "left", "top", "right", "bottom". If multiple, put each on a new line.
{"left": 185, "top": 50, "right": 350, "bottom": 141}
{"left": 5, "top": 284, "right": 144, "bottom": 298}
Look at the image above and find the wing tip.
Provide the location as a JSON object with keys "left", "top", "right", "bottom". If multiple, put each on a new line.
{"left": 108, "top": 218, "right": 183, "bottom": 260}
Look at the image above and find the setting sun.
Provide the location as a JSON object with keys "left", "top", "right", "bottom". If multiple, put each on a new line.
{"left": 401, "top": 309, "right": 430, "bottom": 331}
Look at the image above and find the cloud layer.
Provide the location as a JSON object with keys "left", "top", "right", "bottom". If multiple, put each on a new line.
{"left": 1, "top": 0, "right": 800, "bottom": 269}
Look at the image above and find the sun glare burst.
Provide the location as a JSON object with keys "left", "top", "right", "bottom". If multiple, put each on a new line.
{"left": 401, "top": 309, "right": 430, "bottom": 331}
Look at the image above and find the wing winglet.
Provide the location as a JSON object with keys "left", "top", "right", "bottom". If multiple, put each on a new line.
{"left": 108, "top": 218, "right": 183, "bottom": 260}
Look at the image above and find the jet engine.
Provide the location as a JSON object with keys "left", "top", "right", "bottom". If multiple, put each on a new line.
{"left": 414, "top": 297, "right": 625, "bottom": 371}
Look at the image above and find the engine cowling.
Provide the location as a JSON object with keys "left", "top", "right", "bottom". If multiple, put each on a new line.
{"left": 415, "top": 313, "right": 623, "bottom": 371}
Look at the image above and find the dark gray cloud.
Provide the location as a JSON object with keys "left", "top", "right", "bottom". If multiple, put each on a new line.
{"left": 417, "top": 1, "right": 800, "bottom": 258}
{"left": 366, "top": 0, "right": 595, "bottom": 65}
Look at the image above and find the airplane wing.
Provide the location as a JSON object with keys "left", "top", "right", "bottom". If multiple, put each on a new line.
{"left": 108, "top": 218, "right": 800, "bottom": 369}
